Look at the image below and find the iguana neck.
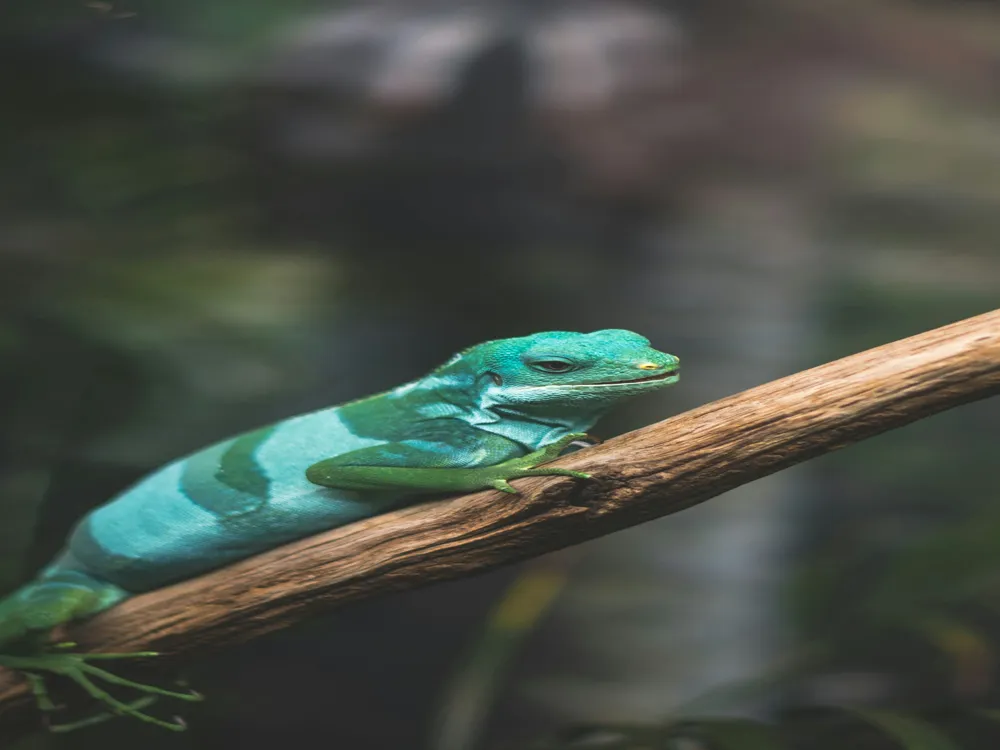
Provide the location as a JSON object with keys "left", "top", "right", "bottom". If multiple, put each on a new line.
{"left": 473, "top": 404, "right": 602, "bottom": 450}
{"left": 389, "top": 372, "right": 603, "bottom": 451}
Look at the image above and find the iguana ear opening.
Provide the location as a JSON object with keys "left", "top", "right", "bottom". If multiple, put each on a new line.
{"left": 488, "top": 372, "right": 503, "bottom": 386}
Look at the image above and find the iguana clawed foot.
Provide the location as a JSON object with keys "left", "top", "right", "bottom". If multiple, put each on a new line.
{"left": 0, "top": 642, "right": 202, "bottom": 732}
{"left": 486, "top": 432, "right": 601, "bottom": 495}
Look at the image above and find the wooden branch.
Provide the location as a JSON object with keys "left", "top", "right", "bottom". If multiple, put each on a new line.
{"left": 2, "top": 309, "right": 999, "bottom": 738}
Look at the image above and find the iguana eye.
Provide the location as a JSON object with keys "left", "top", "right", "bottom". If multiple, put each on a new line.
{"left": 530, "top": 359, "right": 576, "bottom": 374}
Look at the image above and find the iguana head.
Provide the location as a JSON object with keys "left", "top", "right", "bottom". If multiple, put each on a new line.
{"left": 436, "top": 329, "right": 679, "bottom": 412}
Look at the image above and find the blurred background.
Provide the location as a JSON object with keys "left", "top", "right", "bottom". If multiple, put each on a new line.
{"left": 1, "top": 0, "right": 999, "bottom": 748}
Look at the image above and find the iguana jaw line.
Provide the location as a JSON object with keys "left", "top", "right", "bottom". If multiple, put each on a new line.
{"left": 519, "top": 369, "right": 679, "bottom": 391}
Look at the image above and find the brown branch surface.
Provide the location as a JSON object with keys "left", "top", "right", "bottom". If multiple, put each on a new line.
{"left": 1, "top": 309, "right": 999, "bottom": 738}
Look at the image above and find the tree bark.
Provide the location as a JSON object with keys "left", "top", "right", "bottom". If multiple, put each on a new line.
{"left": 1, "top": 308, "right": 998, "bottom": 739}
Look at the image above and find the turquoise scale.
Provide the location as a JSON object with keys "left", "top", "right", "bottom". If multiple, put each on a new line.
{"left": 61, "top": 407, "right": 398, "bottom": 593}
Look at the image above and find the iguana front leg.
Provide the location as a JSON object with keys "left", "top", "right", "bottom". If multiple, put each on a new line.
{"left": 306, "top": 432, "right": 599, "bottom": 495}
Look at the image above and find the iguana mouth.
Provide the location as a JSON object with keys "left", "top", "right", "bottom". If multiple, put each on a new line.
{"left": 588, "top": 368, "right": 679, "bottom": 387}
{"left": 517, "top": 368, "right": 678, "bottom": 391}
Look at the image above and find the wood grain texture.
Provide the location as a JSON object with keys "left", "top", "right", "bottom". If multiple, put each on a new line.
{"left": 1, "top": 308, "right": 999, "bottom": 738}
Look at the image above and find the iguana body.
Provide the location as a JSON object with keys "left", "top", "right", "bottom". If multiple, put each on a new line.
{"left": 0, "top": 329, "right": 679, "bottom": 731}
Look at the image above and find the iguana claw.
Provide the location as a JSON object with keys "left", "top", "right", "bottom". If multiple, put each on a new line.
{"left": 0, "top": 645, "right": 202, "bottom": 732}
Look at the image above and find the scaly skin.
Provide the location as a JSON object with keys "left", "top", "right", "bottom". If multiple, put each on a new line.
{"left": 0, "top": 329, "right": 679, "bottom": 731}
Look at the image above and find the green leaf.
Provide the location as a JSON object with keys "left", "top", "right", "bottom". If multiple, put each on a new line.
{"left": 669, "top": 718, "right": 784, "bottom": 750}
{"left": 845, "top": 708, "right": 960, "bottom": 750}
{"left": 531, "top": 724, "right": 664, "bottom": 749}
